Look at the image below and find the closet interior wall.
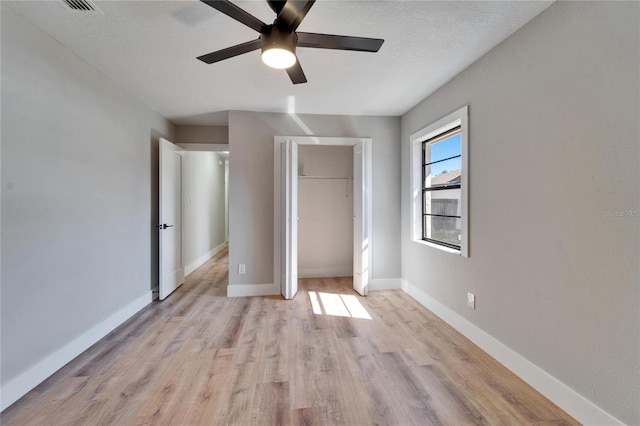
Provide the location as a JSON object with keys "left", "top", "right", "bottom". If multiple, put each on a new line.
{"left": 297, "top": 145, "right": 354, "bottom": 279}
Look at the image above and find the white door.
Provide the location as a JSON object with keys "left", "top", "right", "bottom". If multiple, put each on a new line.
{"left": 353, "top": 141, "right": 372, "bottom": 296}
{"left": 281, "top": 139, "right": 298, "bottom": 299}
{"left": 159, "top": 138, "right": 184, "bottom": 300}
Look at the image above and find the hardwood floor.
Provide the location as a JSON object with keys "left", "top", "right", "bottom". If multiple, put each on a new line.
{"left": 1, "top": 249, "right": 577, "bottom": 425}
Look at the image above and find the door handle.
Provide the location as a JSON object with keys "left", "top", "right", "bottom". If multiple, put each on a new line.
{"left": 155, "top": 224, "right": 174, "bottom": 230}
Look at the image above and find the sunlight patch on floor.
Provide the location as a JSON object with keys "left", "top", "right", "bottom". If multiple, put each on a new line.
{"left": 308, "top": 291, "right": 372, "bottom": 320}
{"left": 309, "top": 290, "right": 323, "bottom": 315}
{"left": 340, "top": 294, "right": 372, "bottom": 320}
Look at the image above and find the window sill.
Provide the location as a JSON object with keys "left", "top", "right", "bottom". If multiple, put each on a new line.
{"left": 412, "top": 239, "right": 461, "bottom": 255}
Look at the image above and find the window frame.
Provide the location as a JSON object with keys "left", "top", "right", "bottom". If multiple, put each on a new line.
{"left": 422, "top": 126, "right": 462, "bottom": 249}
{"left": 410, "top": 106, "right": 469, "bottom": 257}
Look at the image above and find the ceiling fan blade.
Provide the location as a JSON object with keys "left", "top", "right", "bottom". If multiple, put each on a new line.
{"left": 286, "top": 60, "right": 307, "bottom": 84}
{"left": 297, "top": 32, "right": 384, "bottom": 52}
{"left": 200, "top": 0, "right": 267, "bottom": 33}
{"left": 275, "top": 0, "right": 315, "bottom": 31}
{"left": 197, "top": 39, "right": 262, "bottom": 64}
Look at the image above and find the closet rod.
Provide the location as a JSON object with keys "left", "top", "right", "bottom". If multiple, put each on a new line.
{"left": 298, "top": 176, "right": 352, "bottom": 180}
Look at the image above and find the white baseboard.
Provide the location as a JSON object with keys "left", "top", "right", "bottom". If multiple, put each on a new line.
{"left": 227, "top": 283, "right": 280, "bottom": 297}
{"left": 184, "top": 241, "right": 227, "bottom": 276}
{"left": 0, "top": 291, "right": 153, "bottom": 411}
{"left": 369, "top": 278, "right": 402, "bottom": 290}
{"left": 400, "top": 280, "right": 623, "bottom": 426}
{"left": 298, "top": 266, "right": 352, "bottom": 279}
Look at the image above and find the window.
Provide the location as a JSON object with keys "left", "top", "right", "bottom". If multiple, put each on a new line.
{"left": 422, "top": 126, "right": 462, "bottom": 248}
{"left": 411, "top": 106, "right": 468, "bottom": 256}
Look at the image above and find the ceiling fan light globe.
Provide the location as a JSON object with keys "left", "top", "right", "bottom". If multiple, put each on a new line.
{"left": 262, "top": 47, "right": 296, "bottom": 69}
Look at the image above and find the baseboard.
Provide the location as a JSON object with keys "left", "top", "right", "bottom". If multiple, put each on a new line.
{"left": 298, "top": 266, "right": 352, "bottom": 279}
{"left": 0, "top": 291, "right": 153, "bottom": 411}
{"left": 184, "top": 241, "right": 227, "bottom": 276}
{"left": 369, "top": 278, "right": 402, "bottom": 290}
{"left": 400, "top": 280, "right": 623, "bottom": 426}
{"left": 227, "top": 283, "right": 280, "bottom": 297}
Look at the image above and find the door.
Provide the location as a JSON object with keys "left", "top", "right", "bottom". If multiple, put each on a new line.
{"left": 159, "top": 138, "right": 184, "bottom": 300}
{"left": 353, "top": 141, "right": 372, "bottom": 296}
{"left": 281, "top": 139, "right": 298, "bottom": 299}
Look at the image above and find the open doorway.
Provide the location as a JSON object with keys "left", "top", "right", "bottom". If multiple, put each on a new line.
{"left": 158, "top": 138, "right": 229, "bottom": 300}
{"left": 182, "top": 150, "right": 229, "bottom": 277}
{"left": 273, "top": 136, "right": 372, "bottom": 300}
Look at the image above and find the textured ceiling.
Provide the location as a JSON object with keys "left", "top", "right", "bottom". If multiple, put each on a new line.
{"left": 4, "top": 1, "right": 552, "bottom": 125}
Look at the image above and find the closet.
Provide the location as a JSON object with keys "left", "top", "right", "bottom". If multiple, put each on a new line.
{"left": 297, "top": 145, "right": 354, "bottom": 278}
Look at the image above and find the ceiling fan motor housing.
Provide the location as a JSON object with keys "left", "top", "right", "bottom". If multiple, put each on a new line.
{"left": 267, "top": 0, "right": 287, "bottom": 14}
{"left": 260, "top": 26, "right": 297, "bottom": 55}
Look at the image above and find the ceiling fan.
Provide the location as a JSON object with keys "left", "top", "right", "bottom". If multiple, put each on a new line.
{"left": 197, "top": 0, "right": 385, "bottom": 84}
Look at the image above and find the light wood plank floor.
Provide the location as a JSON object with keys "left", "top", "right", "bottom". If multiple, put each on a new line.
{"left": 2, "top": 248, "right": 578, "bottom": 425}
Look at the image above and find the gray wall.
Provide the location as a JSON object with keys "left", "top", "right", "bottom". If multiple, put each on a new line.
{"left": 400, "top": 2, "right": 639, "bottom": 424}
{"left": 1, "top": 5, "right": 175, "bottom": 386}
{"left": 298, "top": 146, "right": 353, "bottom": 278}
{"left": 228, "top": 111, "right": 400, "bottom": 286}
{"left": 175, "top": 125, "right": 228, "bottom": 145}
{"left": 182, "top": 151, "right": 227, "bottom": 270}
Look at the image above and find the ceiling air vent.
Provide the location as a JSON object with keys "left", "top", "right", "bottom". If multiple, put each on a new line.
{"left": 60, "top": 0, "right": 100, "bottom": 13}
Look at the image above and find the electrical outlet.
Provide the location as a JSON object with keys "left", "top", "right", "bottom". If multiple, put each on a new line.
{"left": 238, "top": 264, "right": 246, "bottom": 274}
{"left": 467, "top": 292, "right": 475, "bottom": 309}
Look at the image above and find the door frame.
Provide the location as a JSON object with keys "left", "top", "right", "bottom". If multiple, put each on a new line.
{"left": 157, "top": 142, "right": 230, "bottom": 300}
{"left": 273, "top": 136, "right": 373, "bottom": 299}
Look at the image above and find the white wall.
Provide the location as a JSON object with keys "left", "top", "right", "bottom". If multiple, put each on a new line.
{"left": 228, "top": 112, "right": 400, "bottom": 288}
{"left": 400, "top": 2, "right": 639, "bottom": 424}
{"left": 298, "top": 146, "right": 353, "bottom": 278}
{"left": 0, "top": 5, "right": 175, "bottom": 408}
{"left": 182, "top": 152, "right": 227, "bottom": 275}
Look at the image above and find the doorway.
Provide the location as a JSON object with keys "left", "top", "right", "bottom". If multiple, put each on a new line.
{"left": 158, "top": 138, "right": 230, "bottom": 300}
{"left": 273, "top": 136, "right": 372, "bottom": 300}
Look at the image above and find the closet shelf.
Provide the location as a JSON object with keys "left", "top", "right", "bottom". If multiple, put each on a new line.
{"left": 298, "top": 176, "right": 352, "bottom": 180}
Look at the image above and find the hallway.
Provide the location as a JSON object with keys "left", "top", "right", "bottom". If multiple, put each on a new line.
{"left": 2, "top": 251, "right": 576, "bottom": 425}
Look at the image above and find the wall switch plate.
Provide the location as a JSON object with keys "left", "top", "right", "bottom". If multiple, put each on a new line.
{"left": 238, "top": 264, "right": 246, "bottom": 274}
{"left": 467, "top": 292, "right": 475, "bottom": 309}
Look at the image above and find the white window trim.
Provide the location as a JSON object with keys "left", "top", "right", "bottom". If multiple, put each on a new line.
{"left": 410, "top": 105, "right": 469, "bottom": 257}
